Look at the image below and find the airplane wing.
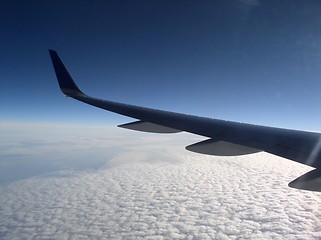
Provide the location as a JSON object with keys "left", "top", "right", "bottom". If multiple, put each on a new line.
{"left": 49, "top": 49, "right": 321, "bottom": 192}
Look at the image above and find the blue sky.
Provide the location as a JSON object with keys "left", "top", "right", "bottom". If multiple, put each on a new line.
{"left": 1, "top": 0, "right": 321, "bottom": 130}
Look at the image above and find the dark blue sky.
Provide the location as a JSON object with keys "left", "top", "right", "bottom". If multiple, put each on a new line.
{"left": 1, "top": 0, "right": 321, "bottom": 130}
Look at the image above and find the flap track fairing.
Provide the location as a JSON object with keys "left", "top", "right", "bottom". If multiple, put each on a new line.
{"left": 118, "top": 121, "right": 182, "bottom": 133}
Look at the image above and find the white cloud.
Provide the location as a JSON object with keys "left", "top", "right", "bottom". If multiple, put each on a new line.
{"left": 1, "top": 154, "right": 321, "bottom": 239}
{"left": 0, "top": 123, "right": 321, "bottom": 239}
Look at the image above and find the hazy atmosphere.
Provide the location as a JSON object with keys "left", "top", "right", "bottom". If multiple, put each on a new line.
{"left": 1, "top": 0, "right": 321, "bottom": 239}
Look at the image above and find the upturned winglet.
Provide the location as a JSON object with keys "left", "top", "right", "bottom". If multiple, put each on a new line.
{"left": 49, "top": 49, "right": 84, "bottom": 96}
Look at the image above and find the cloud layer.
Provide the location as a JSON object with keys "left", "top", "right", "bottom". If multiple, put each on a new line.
{"left": 1, "top": 123, "right": 321, "bottom": 239}
{"left": 1, "top": 154, "right": 321, "bottom": 239}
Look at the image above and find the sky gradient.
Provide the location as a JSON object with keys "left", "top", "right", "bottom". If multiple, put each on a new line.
{"left": 1, "top": 0, "right": 321, "bottom": 130}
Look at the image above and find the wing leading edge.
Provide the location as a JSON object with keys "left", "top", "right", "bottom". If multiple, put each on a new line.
{"left": 49, "top": 49, "right": 321, "bottom": 192}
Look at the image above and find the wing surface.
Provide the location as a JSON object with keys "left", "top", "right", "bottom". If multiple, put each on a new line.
{"left": 49, "top": 49, "right": 321, "bottom": 192}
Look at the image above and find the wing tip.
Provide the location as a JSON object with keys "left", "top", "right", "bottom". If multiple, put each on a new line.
{"left": 49, "top": 49, "right": 84, "bottom": 96}
{"left": 48, "top": 49, "right": 57, "bottom": 54}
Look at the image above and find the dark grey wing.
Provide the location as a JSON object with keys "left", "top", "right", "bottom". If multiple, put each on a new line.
{"left": 49, "top": 49, "right": 321, "bottom": 192}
